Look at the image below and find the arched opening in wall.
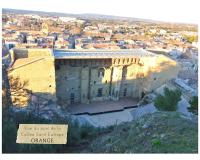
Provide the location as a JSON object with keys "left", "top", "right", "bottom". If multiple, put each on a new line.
{"left": 70, "top": 93, "right": 75, "bottom": 104}
{"left": 141, "top": 92, "right": 145, "bottom": 99}
{"left": 123, "top": 88, "right": 127, "bottom": 97}
{"left": 98, "top": 68, "right": 105, "bottom": 78}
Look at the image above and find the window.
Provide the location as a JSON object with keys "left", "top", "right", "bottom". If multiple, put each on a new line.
{"left": 97, "top": 88, "right": 103, "bottom": 97}
{"left": 98, "top": 68, "right": 105, "bottom": 78}
{"left": 70, "top": 93, "right": 75, "bottom": 104}
{"left": 123, "top": 88, "right": 127, "bottom": 97}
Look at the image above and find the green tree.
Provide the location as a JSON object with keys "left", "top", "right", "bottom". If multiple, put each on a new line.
{"left": 188, "top": 96, "right": 198, "bottom": 115}
{"left": 154, "top": 87, "right": 181, "bottom": 111}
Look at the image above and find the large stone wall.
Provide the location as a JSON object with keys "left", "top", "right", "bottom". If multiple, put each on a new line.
{"left": 8, "top": 49, "right": 56, "bottom": 107}
{"left": 55, "top": 54, "right": 180, "bottom": 107}
{"left": 55, "top": 58, "right": 147, "bottom": 106}
{"left": 8, "top": 49, "right": 180, "bottom": 107}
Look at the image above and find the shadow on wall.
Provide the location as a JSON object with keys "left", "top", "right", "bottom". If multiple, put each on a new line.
{"left": 4, "top": 75, "right": 56, "bottom": 108}
{"left": 13, "top": 49, "right": 29, "bottom": 60}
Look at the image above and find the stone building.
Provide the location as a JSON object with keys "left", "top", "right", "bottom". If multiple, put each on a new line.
{"left": 8, "top": 48, "right": 180, "bottom": 107}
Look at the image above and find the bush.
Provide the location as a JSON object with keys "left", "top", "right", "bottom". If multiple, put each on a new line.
{"left": 188, "top": 96, "right": 198, "bottom": 115}
{"left": 154, "top": 87, "right": 181, "bottom": 111}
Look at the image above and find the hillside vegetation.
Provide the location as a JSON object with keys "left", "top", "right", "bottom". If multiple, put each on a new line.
{"left": 82, "top": 112, "right": 198, "bottom": 153}
{"left": 2, "top": 109, "right": 197, "bottom": 153}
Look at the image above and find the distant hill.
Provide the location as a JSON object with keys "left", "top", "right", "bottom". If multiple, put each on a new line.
{"left": 3, "top": 8, "right": 197, "bottom": 25}
{"left": 1, "top": 8, "right": 173, "bottom": 24}
{"left": 2, "top": 8, "right": 77, "bottom": 18}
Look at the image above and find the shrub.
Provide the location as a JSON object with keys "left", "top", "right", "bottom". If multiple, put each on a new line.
{"left": 151, "top": 139, "right": 161, "bottom": 147}
{"left": 154, "top": 87, "right": 181, "bottom": 111}
{"left": 188, "top": 96, "right": 198, "bottom": 115}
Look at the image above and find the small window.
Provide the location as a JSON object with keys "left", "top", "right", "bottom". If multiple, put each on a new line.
{"left": 97, "top": 88, "right": 103, "bottom": 97}
{"left": 123, "top": 88, "right": 127, "bottom": 97}
{"left": 98, "top": 68, "right": 105, "bottom": 78}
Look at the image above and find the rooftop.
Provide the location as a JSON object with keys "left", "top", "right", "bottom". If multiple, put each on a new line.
{"left": 53, "top": 49, "right": 156, "bottom": 59}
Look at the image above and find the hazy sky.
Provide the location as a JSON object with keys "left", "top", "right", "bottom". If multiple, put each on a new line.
{"left": 1, "top": 0, "right": 199, "bottom": 23}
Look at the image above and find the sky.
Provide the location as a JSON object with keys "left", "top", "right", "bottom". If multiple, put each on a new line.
{"left": 1, "top": 0, "right": 199, "bottom": 24}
